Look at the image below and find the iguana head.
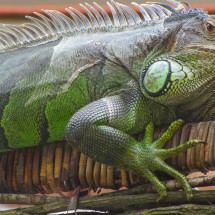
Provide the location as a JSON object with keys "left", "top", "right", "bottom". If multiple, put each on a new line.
{"left": 141, "top": 8, "right": 215, "bottom": 121}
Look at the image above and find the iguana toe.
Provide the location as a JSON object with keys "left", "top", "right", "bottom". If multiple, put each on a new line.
{"left": 129, "top": 120, "right": 200, "bottom": 201}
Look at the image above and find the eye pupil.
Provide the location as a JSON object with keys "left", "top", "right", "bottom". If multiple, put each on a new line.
{"left": 206, "top": 22, "right": 215, "bottom": 32}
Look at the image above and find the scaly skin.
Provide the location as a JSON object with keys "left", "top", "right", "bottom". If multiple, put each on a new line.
{"left": 0, "top": 1, "right": 215, "bottom": 200}
{"left": 66, "top": 90, "right": 200, "bottom": 200}
{"left": 130, "top": 120, "right": 199, "bottom": 201}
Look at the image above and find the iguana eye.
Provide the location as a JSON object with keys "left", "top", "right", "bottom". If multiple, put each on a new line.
{"left": 143, "top": 61, "right": 170, "bottom": 96}
{"left": 205, "top": 21, "right": 215, "bottom": 33}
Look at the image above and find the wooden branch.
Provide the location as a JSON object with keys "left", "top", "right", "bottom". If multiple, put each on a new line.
{"left": 0, "top": 193, "right": 65, "bottom": 205}
{"left": 101, "top": 175, "right": 215, "bottom": 196}
{"left": 1, "top": 176, "right": 215, "bottom": 214}
{"left": 2, "top": 190, "right": 215, "bottom": 215}
{"left": 1, "top": 175, "right": 214, "bottom": 206}
{"left": 119, "top": 204, "right": 215, "bottom": 215}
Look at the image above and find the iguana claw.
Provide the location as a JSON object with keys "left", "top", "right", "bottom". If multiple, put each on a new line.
{"left": 130, "top": 119, "right": 199, "bottom": 201}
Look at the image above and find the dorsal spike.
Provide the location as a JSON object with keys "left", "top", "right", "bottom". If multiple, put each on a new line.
{"left": 131, "top": 2, "right": 151, "bottom": 22}
{"left": 118, "top": 3, "right": 142, "bottom": 24}
{"left": 116, "top": 3, "right": 135, "bottom": 26}
{"left": 65, "top": 8, "right": 85, "bottom": 29}
{"left": 79, "top": 4, "right": 99, "bottom": 28}
{"left": 181, "top": 2, "right": 191, "bottom": 11}
{"left": 167, "top": 0, "right": 186, "bottom": 11}
{"left": 0, "top": 29, "right": 22, "bottom": 44}
{"left": 93, "top": 2, "right": 113, "bottom": 27}
{"left": 67, "top": 7, "right": 92, "bottom": 28}
{"left": 21, "top": 24, "right": 42, "bottom": 39}
{"left": 153, "top": 3, "right": 178, "bottom": 14}
{"left": 33, "top": 12, "right": 58, "bottom": 33}
{"left": 5, "top": 24, "right": 34, "bottom": 42}
{"left": 25, "top": 15, "right": 53, "bottom": 35}
{"left": 48, "top": 10, "right": 76, "bottom": 32}
{"left": 42, "top": 10, "right": 65, "bottom": 33}
{"left": 141, "top": 4, "right": 159, "bottom": 20}
{"left": 53, "top": 10, "right": 78, "bottom": 31}
{"left": 22, "top": 23, "right": 46, "bottom": 38}
{"left": 148, "top": 3, "right": 173, "bottom": 16}
{"left": 0, "top": 31, "right": 17, "bottom": 45}
{"left": 110, "top": 0, "right": 127, "bottom": 26}
{"left": 0, "top": 41, "right": 5, "bottom": 47}
{"left": 0, "top": 37, "right": 9, "bottom": 46}
{"left": 147, "top": 4, "right": 167, "bottom": 18}
{"left": 107, "top": 2, "right": 120, "bottom": 27}
{"left": 0, "top": 1, "right": 200, "bottom": 54}
{"left": 44, "top": 10, "right": 67, "bottom": 32}
{"left": 0, "top": 43, "right": 5, "bottom": 51}
{"left": 3, "top": 24, "right": 29, "bottom": 43}
{"left": 85, "top": 3, "right": 106, "bottom": 27}
{"left": 19, "top": 26, "right": 37, "bottom": 41}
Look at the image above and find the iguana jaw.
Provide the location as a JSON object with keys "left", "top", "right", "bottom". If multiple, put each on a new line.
{"left": 176, "top": 45, "right": 215, "bottom": 121}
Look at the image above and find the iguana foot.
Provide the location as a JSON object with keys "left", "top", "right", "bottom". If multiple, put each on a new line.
{"left": 130, "top": 119, "right": 200, "bottom": 201}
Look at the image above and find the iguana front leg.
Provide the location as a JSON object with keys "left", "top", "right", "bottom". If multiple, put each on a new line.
{"left": 66, "top": 89, "right": 199, "bottom": 200}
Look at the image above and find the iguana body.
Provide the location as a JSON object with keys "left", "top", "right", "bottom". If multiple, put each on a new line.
{"left": 0, "top": 1, "right": 215, "bottom": 199}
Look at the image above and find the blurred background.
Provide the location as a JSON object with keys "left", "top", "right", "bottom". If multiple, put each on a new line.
{"left": 0, "top": 0, "right": 214, "bottom": 25}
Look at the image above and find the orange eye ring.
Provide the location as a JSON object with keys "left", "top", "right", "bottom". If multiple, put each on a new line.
{"left": 206, "top": 21, "right": 215, "bottom": 33}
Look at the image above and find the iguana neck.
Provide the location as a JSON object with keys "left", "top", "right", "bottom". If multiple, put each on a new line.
{"left": 176, "top": 79, "right": 215, "bottom": 122}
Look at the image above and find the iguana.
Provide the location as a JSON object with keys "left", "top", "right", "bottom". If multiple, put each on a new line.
{"left": 0, "top": 0, "right": 214, "bottom": 201}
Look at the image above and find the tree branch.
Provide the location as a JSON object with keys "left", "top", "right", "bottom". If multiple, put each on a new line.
{"left": 119, "top": 204, "right": 215, "bottom": 215}
{"left": 1, "top": 190, "right": 215, "bottom": 215}
{"left": 1, "top": 176, "right": 215, "bottom": 214}
{"left": 1, "top": 175, "right": 214, "bottom": 206}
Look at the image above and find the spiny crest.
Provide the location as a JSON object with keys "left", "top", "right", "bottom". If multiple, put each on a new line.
{"left": 0, "top": 0, "right": 202, "bottom": 53}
